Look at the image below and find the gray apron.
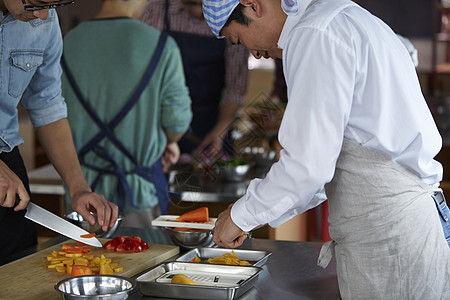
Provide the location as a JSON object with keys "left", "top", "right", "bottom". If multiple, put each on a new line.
{"left": 319, "top": 139, "right": 450, "bottom": 299}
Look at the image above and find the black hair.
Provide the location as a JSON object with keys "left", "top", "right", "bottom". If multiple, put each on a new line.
{"left": 223, "top": 4, "right": 252, "bottom": 28}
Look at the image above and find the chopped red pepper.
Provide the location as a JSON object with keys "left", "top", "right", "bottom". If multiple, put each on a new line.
{"left": 103, "top": 235, "right": 149, "bottom": 253}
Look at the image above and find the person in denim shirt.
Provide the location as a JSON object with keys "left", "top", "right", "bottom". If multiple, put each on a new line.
{"left": 0, "top": 0, "right": 119, "bottom": 264}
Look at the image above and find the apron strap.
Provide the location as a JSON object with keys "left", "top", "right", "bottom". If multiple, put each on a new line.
{"left": 317, "top": 240, "right": 335, "bottom": 269}
{"left": 135, "top": 161, "right": 170, "bottom": 215}
{"left": 61, "top": 32, "right": 168, "bottom": 164}
{"left": 83, "top": 145, "right": 137, "bottom": 211}
{"left": 61, "top": 56, "right": 136, "bottom": 164}
{"left": 108, "top": 32, "right": 168, "bottom": 130}
{"left": 61, "top": 32, "right": 169, "bottom": 212}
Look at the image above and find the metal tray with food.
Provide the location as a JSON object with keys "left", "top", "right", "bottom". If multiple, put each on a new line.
{"left": 176, "top": 248, "right": 272, "bottom": 267}
{"left": 136, "top": 262, "right": 262, "bottom": 300}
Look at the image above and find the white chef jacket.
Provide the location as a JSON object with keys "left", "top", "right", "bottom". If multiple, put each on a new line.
{"left": 232, "top": 0, "right": 443, "bottom": 231}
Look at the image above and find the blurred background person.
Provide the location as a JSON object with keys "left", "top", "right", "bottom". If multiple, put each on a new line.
{"left": 61, "top": 0, "right": 192, "bottom": 227}
{"left": 141, "top": 0, "right": 249, "bottom": 160}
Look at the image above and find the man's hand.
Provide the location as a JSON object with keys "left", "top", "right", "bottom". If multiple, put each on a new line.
{"left": 0, "top": 160, "right": 30, "bottom": 211}
{"left": 36, "top": 118, "right": 119, "bottom": 232}
{"left": 162, "top": 142, "right": 180, "bottom": 173}
{"left": 70, "top": 190, "right": 119, "bottom": 233}
{"left": 213, "top": 204, "right": 247, "bottom": 248}
{"left": 194, "top": 131, "right": 224, "bottom": 159}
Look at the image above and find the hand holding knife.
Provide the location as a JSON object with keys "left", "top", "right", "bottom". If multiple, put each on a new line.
{"left": 8, "top": 195, "right": 102, "bottom": 247}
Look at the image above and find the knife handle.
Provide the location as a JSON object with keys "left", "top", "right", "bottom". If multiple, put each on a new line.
{"left": 14, "top": 195, "right": 22, "bottom": 208}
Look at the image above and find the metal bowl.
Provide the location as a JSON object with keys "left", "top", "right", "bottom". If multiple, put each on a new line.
{"left": 213, "top": 164, "right": 251, "bottom": 182}
{"left": 65, "top": 212, "right": 123, "bottom": 239}
{"left": 165, "top": 227, "right": 213, "bottom": 249}
{"left": 241, "top": 146, "right": 277, "bottom": 167}
{"left": 54, "top": 275, "right": 135, "bottom": 300}
{"left": 252, "top": 148, "right": 277, "bottom": 167}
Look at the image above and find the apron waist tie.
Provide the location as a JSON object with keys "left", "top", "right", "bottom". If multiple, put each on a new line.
{"left": 317, "top": 240, "right": 335, "bottom": 269}
{"left": 82, "top": 154, "right": 138, "bottom": 211}
{"left": 83, "top": 146, "right": 163, "bottom": 212}
{"left": 135, "top": 164, "right": 169, "bottom": 214}
{"left": 86, "top": 163, "right": 160, "bottom": 212}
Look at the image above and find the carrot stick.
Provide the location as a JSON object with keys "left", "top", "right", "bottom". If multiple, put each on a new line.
{"left": 80, "top": 233, "right": 96, "bottom": 239}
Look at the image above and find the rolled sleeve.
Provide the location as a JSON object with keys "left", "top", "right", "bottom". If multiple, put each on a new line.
{"left": 21, "top": 10, "right": 67, "bottom": 128}
{"left": 27, "top": 99, "right": 67, "bottom": 128}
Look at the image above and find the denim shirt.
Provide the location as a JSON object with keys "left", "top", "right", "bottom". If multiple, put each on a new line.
{"left": 0, "top": 10, "right": 67, "bottom": 153}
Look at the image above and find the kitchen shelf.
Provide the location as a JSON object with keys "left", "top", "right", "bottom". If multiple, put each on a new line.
{"left": 435, "top": 62, "right": 450, "bottom": 73}
{"left": 436, "top": 3, "right": 450, "bottom": 11}
{"left": 436, "top": 32, "right": 450, "bottom": 42}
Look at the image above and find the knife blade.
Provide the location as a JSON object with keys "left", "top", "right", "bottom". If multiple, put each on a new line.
{"left": 24, "top": 202, "right": 102, "bottom": 247}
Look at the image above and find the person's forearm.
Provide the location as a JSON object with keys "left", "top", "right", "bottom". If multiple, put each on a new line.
{"left": 166, "top": 131, "right": 185, "bottom": 144}
{"left": 36, "top": 118, "right": 91, "bottom": 198}
{"left": 214, "top": 102, "right": 240, "bottom": 136}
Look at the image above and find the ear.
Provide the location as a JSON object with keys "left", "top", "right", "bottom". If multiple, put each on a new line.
{"left": 239, "top": 0, "right": 262, "bottom": 18}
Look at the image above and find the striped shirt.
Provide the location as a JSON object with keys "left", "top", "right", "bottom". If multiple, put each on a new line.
{"left": 140, "top": 0, "right": 248, "bottom": 106}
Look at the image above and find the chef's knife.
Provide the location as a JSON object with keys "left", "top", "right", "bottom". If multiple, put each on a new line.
{"left": 24, "top": 202, "right": 102, "bottom": 247}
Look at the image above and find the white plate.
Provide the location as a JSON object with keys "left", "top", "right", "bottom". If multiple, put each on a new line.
{"left": 151, "top": 215, "right": 216, "bottom": 230}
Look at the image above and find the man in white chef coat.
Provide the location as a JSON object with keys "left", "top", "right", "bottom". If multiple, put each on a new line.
{"left": 202, "top": 0, "right": 450, "bottom": 298}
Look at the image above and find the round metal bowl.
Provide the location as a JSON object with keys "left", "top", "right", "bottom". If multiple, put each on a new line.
{"left": 165, "top": 227, "right": 213, "bottom": 249}
{"left": 213, "top": 164, "right": 251, "bottom": 182}
{"left": 54, "top": 275, "right": 134, "bottom": 300}
{"left": 241, "top": 146, "right": 277, "bottom": 167}
{"left": 252, "top": 148, "right": 277, "bottom": 167}
{"left": 65, "top": 212, "right": 123, "bottom": 239}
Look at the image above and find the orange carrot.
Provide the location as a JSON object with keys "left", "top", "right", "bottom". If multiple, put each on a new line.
{"left": 80, "top": 233, "right": 96, "bottom": 239}
{"left": 62, "top": 249, "right": 84, "bottom": 254}
{"left": 62, "top": 244, "right": 76, "bottom": 250}
{"left": 176, "top": 207, "right": 209, "bottom": 223}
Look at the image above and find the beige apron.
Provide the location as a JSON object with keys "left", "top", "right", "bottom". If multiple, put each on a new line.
{"left": 319, "top": 139, "right": 450, "bottom": 299}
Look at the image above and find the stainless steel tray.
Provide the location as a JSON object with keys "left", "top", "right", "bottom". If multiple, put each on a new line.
{"left": 136, "top": 262, "right": 262, "bottom": 300}
{"left": 176, "top": 248, "right": 272, "bottom": 267}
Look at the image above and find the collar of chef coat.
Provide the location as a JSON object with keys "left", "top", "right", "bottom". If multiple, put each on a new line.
{"left": 278, "top": 0, "right": 315, "bottom": 50}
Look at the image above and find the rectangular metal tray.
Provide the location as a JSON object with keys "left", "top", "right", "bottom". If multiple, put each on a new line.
{"left": 136, "top": 262, "right": 262, "bottom": 300}
{"left": 176, "top": 248, "right": 272, "bottom": 267}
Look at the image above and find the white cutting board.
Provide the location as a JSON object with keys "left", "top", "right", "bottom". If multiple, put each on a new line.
{"left": 152, "top": 215, "right": 216, "bottom": 230}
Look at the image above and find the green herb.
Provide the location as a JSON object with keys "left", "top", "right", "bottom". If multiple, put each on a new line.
{"left": 213, "top": 157, "right": 247, "bottom": 167}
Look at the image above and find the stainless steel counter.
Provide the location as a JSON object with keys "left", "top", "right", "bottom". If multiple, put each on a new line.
{"left": 168, "top": 164, "right": 270, "bottom": 203}
{"left": 116, "top": 228, "right": 340, "bottom": 299}
{"left": 132, "top": 238, "right": 340, "bottom": 300}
